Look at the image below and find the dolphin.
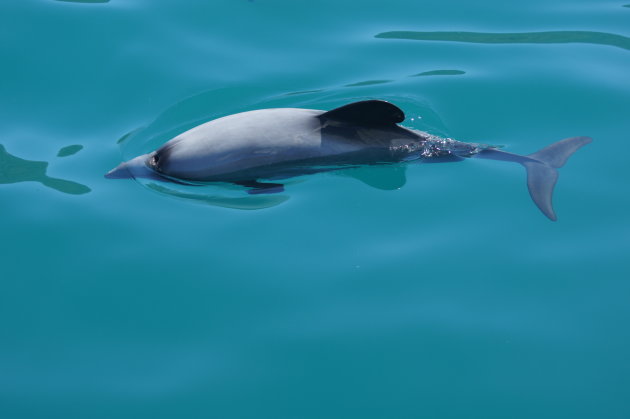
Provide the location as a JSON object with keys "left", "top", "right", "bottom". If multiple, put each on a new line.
{"left": 106, "top": 100, "right": 591, "bottom": 220}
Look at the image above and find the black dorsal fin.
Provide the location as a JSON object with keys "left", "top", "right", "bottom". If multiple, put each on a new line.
{"left": 320, "top": 100, "right": 405, "bottom": 126}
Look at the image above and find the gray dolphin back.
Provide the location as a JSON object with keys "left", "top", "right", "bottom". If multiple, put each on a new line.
{"left": 150, "top": 100, "right": 413, "bottom": 182}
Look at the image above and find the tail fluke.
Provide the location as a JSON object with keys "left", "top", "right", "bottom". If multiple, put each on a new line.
{"left": 527, "top": 136, "right": 592, "bottom": 169}
{"left": 522, "top": 161, "right": 560, "bottom": 220}
{"left": 523, "top": 136, "right": 592, "bottom": 221}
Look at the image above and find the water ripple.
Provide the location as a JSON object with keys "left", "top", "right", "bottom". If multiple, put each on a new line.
{"left": 375, "top": 30, "right": 630, "bottom": 51}
{"left": 411, "top": 70, "right": 466, "bottom": 77}
{"left": 54, "top": 0, "right": 109, "bottom": 3}
{"left": 344, "top": 80, "right": 393, "bottom": 87}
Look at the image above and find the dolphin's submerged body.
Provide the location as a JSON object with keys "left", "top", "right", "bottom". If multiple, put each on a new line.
{"left": 106, "top": 100, "right": 591, "bottom": 220}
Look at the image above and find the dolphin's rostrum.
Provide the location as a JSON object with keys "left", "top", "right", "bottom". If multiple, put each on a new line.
{"left": 106, "top": 100, "right": 591, "bottom": 220}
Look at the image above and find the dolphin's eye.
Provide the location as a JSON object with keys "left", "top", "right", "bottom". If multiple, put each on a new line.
{"left": 150, "top": 153, "right": 161, "bottom": 169}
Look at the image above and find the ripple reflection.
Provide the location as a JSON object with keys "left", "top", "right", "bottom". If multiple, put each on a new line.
{"left": 345, "top": 80, "right": 393, "bottom": 87}
{"left": 54, "top": 0, "right": 109, "bottom": 3}
{"left": 0, "top": 144, "right": 90, "bottom": 195}
{"left": 411, "top": 70, "right": 466, "bottom": 77}
{"left": 376, "top": 30, "right": 630, "bottom": 51}
{"left": 57, "top": 145, "right": 83, "bottom": 157}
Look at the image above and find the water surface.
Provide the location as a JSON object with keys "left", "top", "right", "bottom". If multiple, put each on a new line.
{"left": 1, "top": 1, "right": 629, "bottom": 418}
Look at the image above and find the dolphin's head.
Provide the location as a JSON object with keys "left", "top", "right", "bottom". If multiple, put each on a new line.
{"left": 105, "top": 153, "right": 164, "bottom": 181}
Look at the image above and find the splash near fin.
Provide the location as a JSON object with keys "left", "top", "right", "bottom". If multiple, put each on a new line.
{"left": 523, "top": 136, "right": 592, "bottom": 221}
{"left": 320, "top": 100, "right": 405, "bottom": 126}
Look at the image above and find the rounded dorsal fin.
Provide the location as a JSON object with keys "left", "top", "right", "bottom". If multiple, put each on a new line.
{"left": 320, "top": 100, "right": 405, "bottom": 125}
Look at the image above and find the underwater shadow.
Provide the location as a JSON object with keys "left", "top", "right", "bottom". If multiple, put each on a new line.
{"left": 375, "top": 30, "right": 630, "bottom": 51}
{"left": 146, "top": 183, "right": 290, "bottom": 210}
{"left": 137, "top": 165, "right": 407, "bottom": 210}
{"left": 0, "top": 144, "right": 91, "bottom": 195}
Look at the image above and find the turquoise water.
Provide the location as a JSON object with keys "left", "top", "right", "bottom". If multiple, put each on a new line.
{"left": 2, "top": 0, "right": 630, "bottom": 418}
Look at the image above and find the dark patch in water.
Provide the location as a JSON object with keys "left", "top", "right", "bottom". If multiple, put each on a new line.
{"left": 57, "top": 145, "right": 83, "bottom": 157}
{"left": 411, "top": 70, "right": 466, "bottom": 77}
{"left": 376, "top": 30, "right": 630, "bottom": 51}
{"left": 0, "top": 144, "right": 90, "bottom": 195}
